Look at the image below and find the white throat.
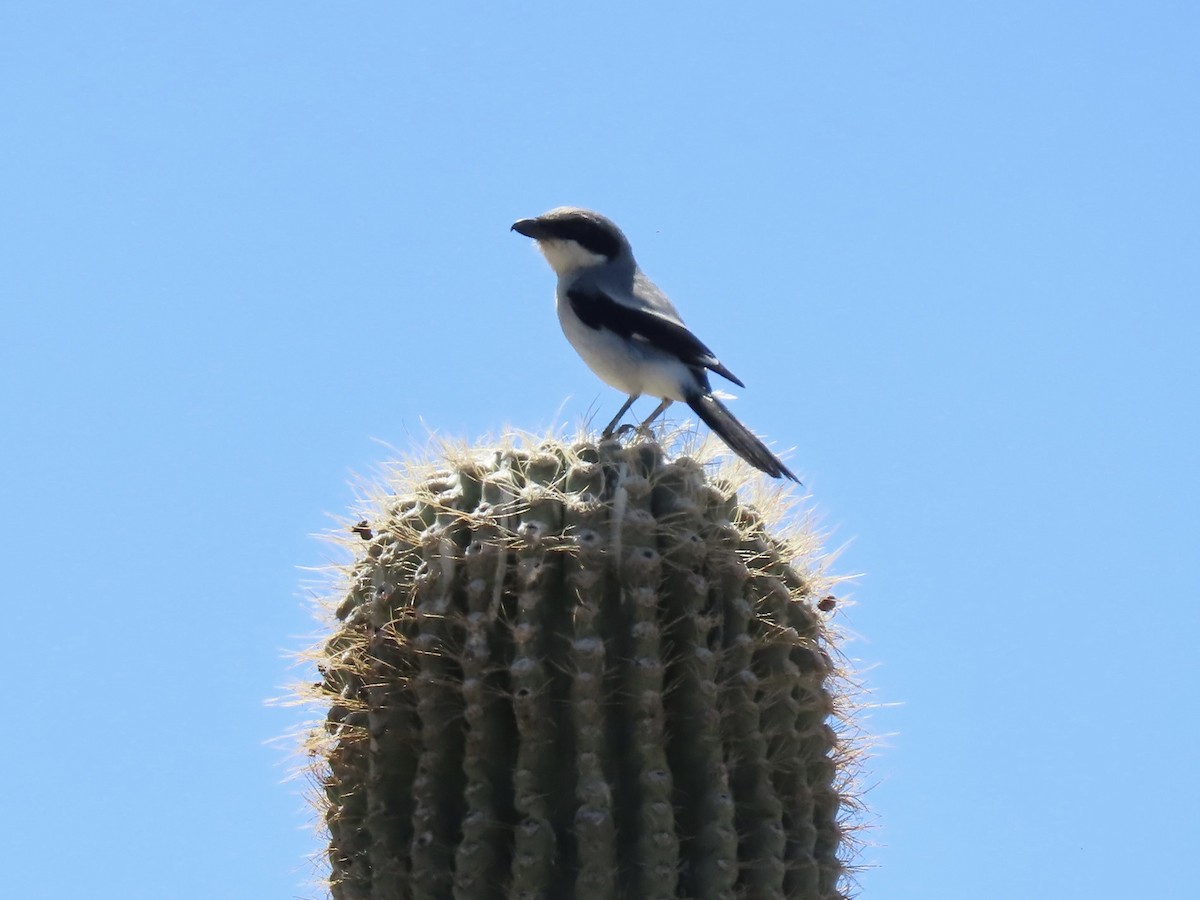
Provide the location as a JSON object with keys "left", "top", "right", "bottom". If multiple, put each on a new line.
{"left": 536, "top": 239, "right": 608, "bottom": 277}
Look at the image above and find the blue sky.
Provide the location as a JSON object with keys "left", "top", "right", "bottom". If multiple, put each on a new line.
{"left": 2, "top": 3, "right": 1197, "bottom": 897}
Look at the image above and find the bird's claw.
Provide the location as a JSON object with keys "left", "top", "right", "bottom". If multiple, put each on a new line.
{"left": 613, "top": 423, "right": 656, "bottom": 441}
{"left": 600, "top": 423, "right": 648, "bottom": 442}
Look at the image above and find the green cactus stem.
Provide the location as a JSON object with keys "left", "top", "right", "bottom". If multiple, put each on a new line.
{"left": 305, "top": 437, "right": 858, "bottom": 900}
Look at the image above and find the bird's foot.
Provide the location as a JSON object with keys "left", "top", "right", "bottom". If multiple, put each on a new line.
{"left": 600, "top": 423, "right": 644, "bottom": 442}
{"left": 602, "top": 423, "right": 657, "bottom": 443}
{"left": 621, "top": 423, "right": 658, "bottom": 441}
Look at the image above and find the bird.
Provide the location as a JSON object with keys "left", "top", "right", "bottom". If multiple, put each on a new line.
{"left": 511, "top": 206, "right": 798, "bottom": 482}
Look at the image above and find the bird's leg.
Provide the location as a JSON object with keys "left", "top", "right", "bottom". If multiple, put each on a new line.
{"left": 633, "top": 398, "right": 673, "bottom": 438}
{"left": 601, "top": 394, "right": 640, "bottom": 438}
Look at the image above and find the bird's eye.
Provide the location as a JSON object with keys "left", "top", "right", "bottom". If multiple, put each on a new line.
{"left": 553, "top": 219, "right": 621, "bottom": 259}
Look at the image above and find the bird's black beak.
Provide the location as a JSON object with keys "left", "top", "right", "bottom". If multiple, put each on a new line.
{"left": 511, "top": 217, "right": 542, "bottom": 239}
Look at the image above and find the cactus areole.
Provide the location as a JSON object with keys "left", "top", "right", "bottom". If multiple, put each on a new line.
{"left": 312, "top": 438, "right": 853, "bottom": 900}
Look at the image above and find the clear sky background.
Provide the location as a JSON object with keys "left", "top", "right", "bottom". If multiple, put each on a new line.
{"left": 2, "top": 3, "right": 1197, "bottom": 898}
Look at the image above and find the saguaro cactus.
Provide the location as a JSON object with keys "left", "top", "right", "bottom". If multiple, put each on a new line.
{"left": 306, "top": 437, "right": 857, "bottom": 900}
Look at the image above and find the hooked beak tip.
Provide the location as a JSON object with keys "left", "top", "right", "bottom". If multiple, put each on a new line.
{"left": 511, "top": 218, "right": 540, "bottom": 238}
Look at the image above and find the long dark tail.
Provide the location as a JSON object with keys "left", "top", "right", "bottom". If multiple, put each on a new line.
{"left": 686, "top": 392, "right": 800, "bottom": 482}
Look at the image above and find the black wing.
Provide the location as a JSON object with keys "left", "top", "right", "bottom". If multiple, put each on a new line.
{"left": 566, "top": 287, "right": 744, "bottom": 387}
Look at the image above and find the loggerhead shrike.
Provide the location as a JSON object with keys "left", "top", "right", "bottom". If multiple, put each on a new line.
{"left": 512, "top": 207, "right": 798, "bottom": 482}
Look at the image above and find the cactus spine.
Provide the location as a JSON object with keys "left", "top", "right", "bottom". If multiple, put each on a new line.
{"left": 309, "top": 438, "right": 854, "bottom": 899}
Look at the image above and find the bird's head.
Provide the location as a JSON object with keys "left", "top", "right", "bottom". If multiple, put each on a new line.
{"left": 511, "top": 206, "right": 633, "bottom": 277}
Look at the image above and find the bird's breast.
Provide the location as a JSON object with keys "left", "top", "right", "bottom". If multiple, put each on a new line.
{"left": 555, "top": 290, "right": 693, "bottom": 401}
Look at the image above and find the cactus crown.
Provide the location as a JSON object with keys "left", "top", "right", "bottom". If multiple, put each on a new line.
{"left": 299, "top": 435, "right": 862, "bottom": 900}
